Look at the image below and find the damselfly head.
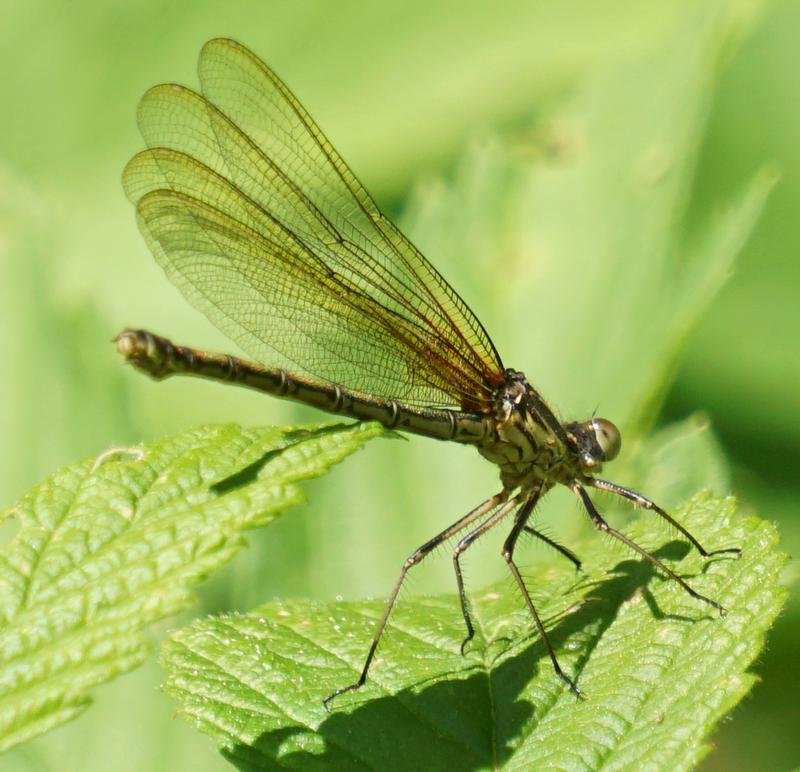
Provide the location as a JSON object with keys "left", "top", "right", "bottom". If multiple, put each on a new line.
{"left": 565, "top": 416, "right": 621, "bottom": 473}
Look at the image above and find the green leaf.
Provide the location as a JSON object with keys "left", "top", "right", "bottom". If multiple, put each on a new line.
{"left": 160, "top": 422, "right": 786, "bottom": 771}
{"left": 0, "top": 421, "right": 384, "bottom": 752}
{"left": 163, "top": 505, "right": 784, "bottom": 771}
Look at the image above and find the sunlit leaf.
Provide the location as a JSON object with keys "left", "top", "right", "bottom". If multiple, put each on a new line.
{"left": 0, "top": 421, "right": 384, "bottom": 751}
{"left": 162, "top": 482, "right": 784, "bottom": 770}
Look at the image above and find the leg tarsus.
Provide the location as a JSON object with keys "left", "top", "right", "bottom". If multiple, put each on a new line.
{"left": 557, "top": 668, "right": 584, "bottom": 699}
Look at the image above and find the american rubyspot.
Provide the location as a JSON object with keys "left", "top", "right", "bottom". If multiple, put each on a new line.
{"left": 116, "top": 38, "right": 740, "bottom": 707}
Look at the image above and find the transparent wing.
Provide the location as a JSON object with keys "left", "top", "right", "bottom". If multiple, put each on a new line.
{"left": 123, "top": 38, "right": 504, "bottom": 409}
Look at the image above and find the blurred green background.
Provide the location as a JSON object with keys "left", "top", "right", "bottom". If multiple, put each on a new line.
{"left": 0, "top": 0, "right": 797, "bottom": 770}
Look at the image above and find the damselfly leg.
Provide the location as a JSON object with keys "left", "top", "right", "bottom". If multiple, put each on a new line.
{"left": 588, "top": 478, "right": 741, "bottom": 559}
{"left": 502, "top": 492, "right": 583, "bottom": 697}
{"left": 323, "top": 489, "right": 512, "bottom": 709}
{"left": 572, "top": 483, "right": 730, "bottom": 616}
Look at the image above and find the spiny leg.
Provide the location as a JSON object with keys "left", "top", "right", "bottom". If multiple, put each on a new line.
{"left": 522, "top": 525, "right": 582, "bottom": 571}
{"left": 323, "top": 489, "right": 510, "bottom": 709}
{"left": 588, "top": 478, "right": 740, "bottom": 558}
{"left": 452, "top": 492, "right": 526, "bottom": 654}
{"left": 502, "top": 494, "right": 583, "bottom": 697}
{"left": 572, "top": 483, "right": 728, "bottom": 616}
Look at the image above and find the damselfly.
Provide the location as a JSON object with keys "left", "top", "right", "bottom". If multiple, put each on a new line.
{"left": 116, "top": 38, "right": 740, "bottom": 707}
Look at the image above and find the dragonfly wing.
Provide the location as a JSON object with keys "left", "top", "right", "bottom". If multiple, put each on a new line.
{"left": 126, "top": 148, "right": 429, "bottom": 397}
{"left": 124, "top": 39, "right": 505, "bottom": 409}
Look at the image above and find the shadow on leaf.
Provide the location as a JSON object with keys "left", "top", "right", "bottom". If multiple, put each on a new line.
{"left": 211, "top": 423, "right": 354, "bottom": 494}
{"left": 217, "top": 542, "right": 710, "bottom": 771}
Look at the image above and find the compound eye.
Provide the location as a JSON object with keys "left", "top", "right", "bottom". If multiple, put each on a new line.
{"left": 592, "top": 417, "right": 621, "bottom": 461}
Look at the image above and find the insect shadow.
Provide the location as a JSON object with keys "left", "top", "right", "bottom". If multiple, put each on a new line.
{"left": 222, "top": 540, "right": 705, "bottom": 771}
{"left": 210, "top": 423, "right": 354, "bottom": 495}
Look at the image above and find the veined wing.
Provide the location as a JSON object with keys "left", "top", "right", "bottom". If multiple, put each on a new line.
{"left": 123, "top": 38, "right": 504, "bottom": 410}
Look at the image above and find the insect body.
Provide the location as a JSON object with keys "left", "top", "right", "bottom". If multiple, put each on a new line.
{"left": 117, "top": 38, "right": 740, "bottom": 708}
